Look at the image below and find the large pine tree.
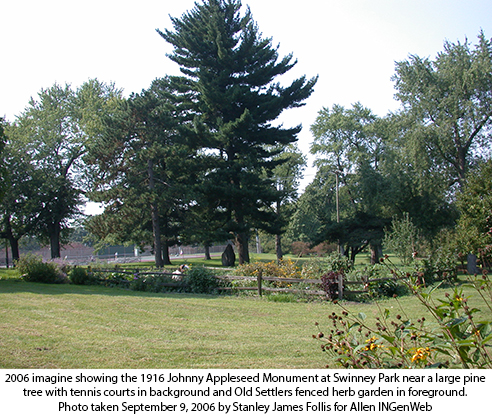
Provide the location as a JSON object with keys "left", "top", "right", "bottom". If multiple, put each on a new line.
{"left": 159, "top": 0, "right": 316, "bottom": 263}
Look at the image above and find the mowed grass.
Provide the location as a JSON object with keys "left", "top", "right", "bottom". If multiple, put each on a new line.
{"left": 0, "top": 279, "right": 331, "bottom": 369}
{"left": 1, "top": 268, "right": 488, "bottom": 369}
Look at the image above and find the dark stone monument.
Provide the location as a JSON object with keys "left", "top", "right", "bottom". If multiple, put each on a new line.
{"left": 221, "top": 243, "right": 236, "bottom": 267}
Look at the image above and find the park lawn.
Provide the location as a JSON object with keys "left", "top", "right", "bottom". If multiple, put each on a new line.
{"left": 1, "top": 271, "right": 488, "bottom": 369}
{"left": 0, "top": 279, "right": 331, "bottom": 369}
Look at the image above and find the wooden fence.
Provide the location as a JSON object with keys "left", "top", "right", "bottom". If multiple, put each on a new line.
{"left": 89, "top": 268, "right": 400, "bottom": 300}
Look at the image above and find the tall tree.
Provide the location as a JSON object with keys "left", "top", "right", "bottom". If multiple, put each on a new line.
{"left": 86, "top": 78, "right": 197, "bottom": 266}
{"left": 309, "top": 103, "right": 390, "bottom": 262}
{"left": 159, "top": 0, "right": 316, "bottom": 263}
{"left": 269, "top": 144, "right": 306, "bottom": 260}
{"left": 13, "top": 80, "right": 123, "bottom": 258}
{"left": 393, "top": 31, "right": 492, "bottom": 189}
{"left": 0, "top": 124, "right": 43, "bottom": 261}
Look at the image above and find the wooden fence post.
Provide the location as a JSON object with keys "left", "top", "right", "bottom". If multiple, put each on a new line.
{"left": 257, "top": 270, "right": 263, "bottom": 297}
{"left": 338, "top": 273, "right": 344, "bottom": 300}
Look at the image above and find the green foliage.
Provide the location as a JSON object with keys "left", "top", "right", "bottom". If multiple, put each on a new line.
{"left": 456, "top": 159, "right": 492, "bottom": 267}
{"left": 11, "top": 80, "right": 123, "bottom": 259}
{"left": 85, "top": 77, "right": 195, "bottom": 267}
{"left": 315, "top": 259, "right": 492, "bottom": 369}
{"left": 383, "top": 213, "right": 420, "bottom": 265}
{"left": 414, "top": 247, "right": 458, "bottom": 285}
{"left": 393, "top": 31, "right": 492, "bottom": 188}
{"left": 160, "top": 0, "right": 316, "bottom": 264}
{"left": 367, "top": 277, "right": 409, "bottom": 299}
{"left": 16, "top": 254, "right": 66, "bottom": 284}
{"left": 185, "top": 265, "right": 222, "bottom": 294}
{"left": 69, "top": 267, "right": 92, "bottom": 285}
{"left": 129, "top": 274, "right": 180, "bottom": 293}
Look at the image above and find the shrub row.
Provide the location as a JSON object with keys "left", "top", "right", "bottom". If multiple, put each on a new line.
{"left": 15, "top": 255, "right": 227, "bottom": 295}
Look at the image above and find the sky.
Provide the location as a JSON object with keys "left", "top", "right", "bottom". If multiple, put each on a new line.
{"left": 2, "top": 0, "right": 492, "bottom": 194}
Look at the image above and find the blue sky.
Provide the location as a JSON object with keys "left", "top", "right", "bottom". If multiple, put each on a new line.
{"left": 2, "top": 0, "right": 492, "bottom": 189}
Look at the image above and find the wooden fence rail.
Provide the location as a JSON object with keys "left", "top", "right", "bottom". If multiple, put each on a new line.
{"left": 89, "top": 268, "right": 399, "bottom": 299}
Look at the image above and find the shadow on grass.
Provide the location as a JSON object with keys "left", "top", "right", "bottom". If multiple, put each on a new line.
{"left": 0, "top": 279, "right": 227, "bottom": 300}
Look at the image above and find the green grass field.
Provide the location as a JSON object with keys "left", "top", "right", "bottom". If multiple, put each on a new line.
{"left": 2, "top": 250, "right": 489, "bottom": 369}
{"left": 1, "top": 266, "right": 488, "bottom": 369}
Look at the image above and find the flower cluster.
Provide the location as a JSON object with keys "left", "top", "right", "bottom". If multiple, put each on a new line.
{"left": 314, "top": 259, "right": 492, "bottom": 369}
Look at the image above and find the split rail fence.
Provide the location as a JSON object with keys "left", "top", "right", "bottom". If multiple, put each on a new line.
{"left": 90, "top": 268, "right": 400, "bottom": 300}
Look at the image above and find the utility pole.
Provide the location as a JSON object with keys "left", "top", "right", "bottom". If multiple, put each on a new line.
{"left": 334, "top": 170, "right": 342, "bottom": 254}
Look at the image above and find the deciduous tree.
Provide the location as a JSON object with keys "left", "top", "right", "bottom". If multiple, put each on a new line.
{"left": 393, "top": 31, "right": 492, "bottom": 189}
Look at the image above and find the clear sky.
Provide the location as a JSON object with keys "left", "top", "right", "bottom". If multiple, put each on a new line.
{"left": 2, "top": 0, "right": 492, "bottom": 190}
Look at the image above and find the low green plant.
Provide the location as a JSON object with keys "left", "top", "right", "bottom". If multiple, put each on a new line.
{"left": 130, "top": 273, "right": 184, "bottom": 293}
{"left": 185, "top": 265, "right": 224, "bottom": 294}
{"left": 414, "top": 247, "right": 458, "bottom": 285}
{"left": 69, "top": 267, "right": 92, "bottom": 285}
{"left": 315, "top": 258, "right": 492, "bottom": 369}
{"left": 16, "top": 254, "right": 67, "bottom": 284}
{"left": 265, "top": 293, "right": 298, "bottom": 303}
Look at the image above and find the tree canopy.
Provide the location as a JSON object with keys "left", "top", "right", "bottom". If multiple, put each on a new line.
{"left": 393, "top": 31, "right": 492, "bottom": 189}
{"left": 158, "top": 0, "right": 317, "bottom": 263}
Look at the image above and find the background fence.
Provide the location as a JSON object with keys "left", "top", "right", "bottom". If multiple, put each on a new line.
{"left": 89, "top": 268, "right": 399, "bottom": 299}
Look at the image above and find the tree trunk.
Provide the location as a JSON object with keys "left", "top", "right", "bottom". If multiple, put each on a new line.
{"left": 370, "top": 243, "right": 383, "bottom": 265}
{"left": 148, "top": 159, "right": 164, "bottom": 268}
{"left": 4, "top": 217, "right": 21, "bottom": 261}
{"left": 204, "top": 245, "right": 211, "bottom": 260}
{"left": 235, "top": 232, "right": 250, "bottom": 265}
{"left": 49, "top": 226, "right": 61, "bottom": 259}
{"left": 275, "top": 234, "right": 283, "bottom": 261}
{"left": 5, "top": 241, "right": 9, "bottom": 268}
{"left": 9, "top": 237, "right": 20, "bottom": 263}
{"left": 162, "top": 241, "right": 172, "bottom": 265}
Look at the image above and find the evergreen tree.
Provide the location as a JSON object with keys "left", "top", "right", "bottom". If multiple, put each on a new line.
{"left": 86, "top": 78, "right": 197, "bottom": 266}
{"left": 159, "top": 0, "right": 316, "bottom": 263}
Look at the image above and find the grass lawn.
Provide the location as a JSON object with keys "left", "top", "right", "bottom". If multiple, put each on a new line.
{"left": 0, "top": 278, "right": 332, "bottom": 369}
{"left": 1, "top": 272, "right": 489, "bottom": 369}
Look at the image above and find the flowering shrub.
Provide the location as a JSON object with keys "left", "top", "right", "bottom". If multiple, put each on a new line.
{"left": 235, "top": 259, "right": 301, "bottom": 280}
{"left": 234, "top": 259, "right": 303, "bottom": 290}
{"left": 314, "top": 258, "right": 492, "bottom": 369}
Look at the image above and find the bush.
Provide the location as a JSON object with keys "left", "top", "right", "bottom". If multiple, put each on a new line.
{"left": 69, "top": 267, "right": 92, "bottom": 285}
{"left": 414, "top": 247, "right": 458, "bottom": 285}
{"left": 16, "top": 254, "right": 66, "bottom": 284}
{"left": 129, "top": 274, "right": 181, "bottom": 293}
{"left": 383, "top": 213, "right": 421, "bottom": 265}
{"left": 348, "top": 265, "right": 408, "bottom": 299}
{"left": 185, "top": 265, "right": 222, "bottom": 294}
{"left": 302, "top": 253, "right": 353, "bottom": 281}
